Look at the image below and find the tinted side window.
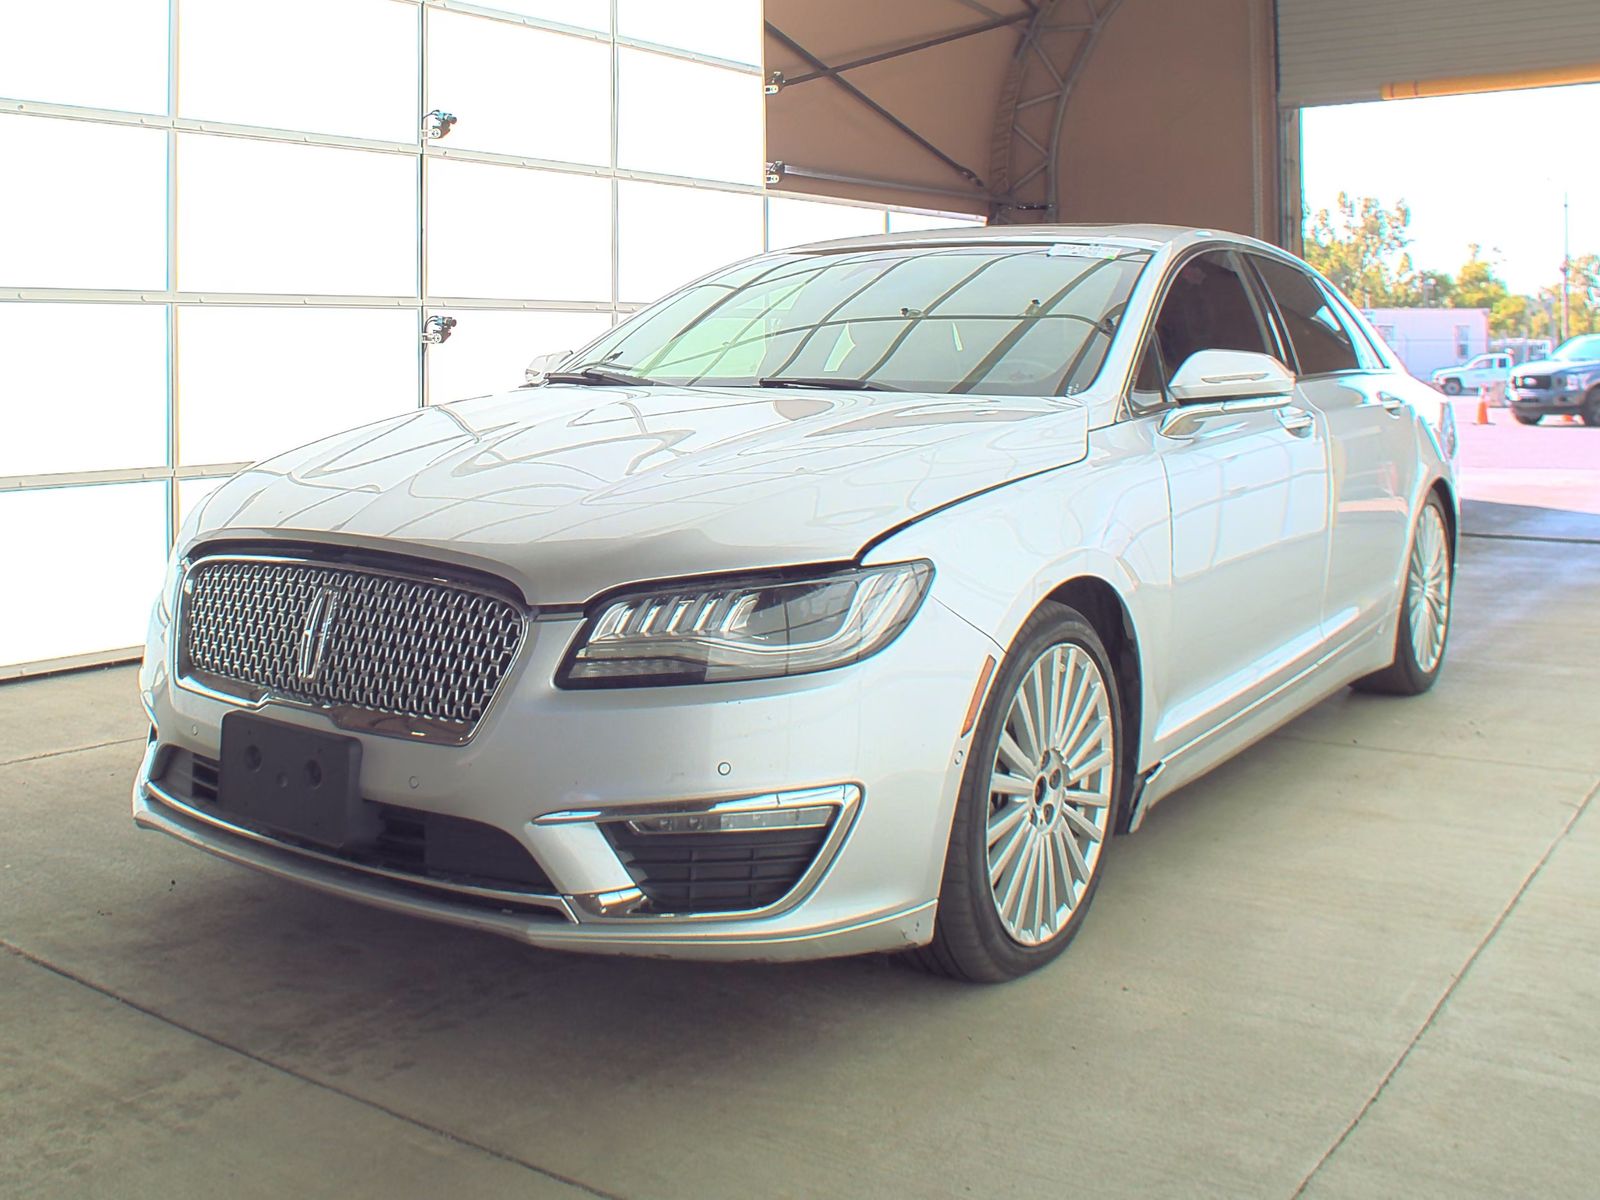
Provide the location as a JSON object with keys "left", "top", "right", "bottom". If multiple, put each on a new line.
{"left": 1254, "top": 257, "right": 1361, "bottom": 375}
{"left": 1152, "top": 252, "right": 1270, "bottom": 379}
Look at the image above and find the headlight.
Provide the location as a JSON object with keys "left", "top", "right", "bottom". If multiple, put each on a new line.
{"left": 559, "top": 561, "right": 934, "bottom": 688}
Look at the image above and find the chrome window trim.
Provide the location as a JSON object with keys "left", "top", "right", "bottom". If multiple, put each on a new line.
{"left": 171, "top": 549, "right": 530, "bottom": 746}
{"left": 533, "top": 784, "right": 863, "bottom": 924}
{"left": 1115, "top": 242, "right": 1283, "bottom": 422}
{"left": 143, "top": 775, "right": 576, "bottom": 920}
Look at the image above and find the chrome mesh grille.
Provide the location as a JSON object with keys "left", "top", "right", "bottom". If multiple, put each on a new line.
{"left": 179, "top": 556, "right": 525, "bottom": 735}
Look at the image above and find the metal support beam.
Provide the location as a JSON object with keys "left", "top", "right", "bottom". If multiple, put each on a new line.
{"left": 781, "top": 13, "right": 1031, "bottom": 86}
{"left": 765, "top": 22, "right": 989, "bottom": 192}
{"left": 988, "top": 0, "right": 1123, "bottom": 223}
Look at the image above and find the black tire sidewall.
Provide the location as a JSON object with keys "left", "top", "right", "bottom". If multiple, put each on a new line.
{"left": 1392, "top": 494, "right": 1453, "bottom": 690}
{"left": 940, "top": 603, "right": 1123, "bottom": 980}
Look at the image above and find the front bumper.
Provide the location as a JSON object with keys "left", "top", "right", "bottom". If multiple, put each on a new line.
{"left": 134, "top": 587, "right": 998, "bottom": 960}
{"left": 1508, "top": 385, "right": 1582, "bottom": 415}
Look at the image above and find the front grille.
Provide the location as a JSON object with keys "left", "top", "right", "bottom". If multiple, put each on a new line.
{"left": 179, "top": 554, "right": 525, "bottom": 740}
{"left": 604, "top": 821, "right": 833, "bottom": 914}
{"left": 157, "top": 749, "right": 554, "bottom": 894}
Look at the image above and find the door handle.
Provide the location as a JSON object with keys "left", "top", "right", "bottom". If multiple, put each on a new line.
{"left": 1377, "top": 392, "right": 1407, "bottom": 416}
{"left": 1277, "top": 408, "right": 1314, "bottom": 436}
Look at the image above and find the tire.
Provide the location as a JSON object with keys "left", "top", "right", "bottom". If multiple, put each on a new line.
{"left": 1442, "top": 378, "right": 1463, "bottom": 396}
{"left": 1582, "top": 389, "right": 1600, "bottom": 428}
{"left": 1353, "top": 493, "right": 1454, "bottom": 696}
{"left": 910, "top": 603, "right": 1124, "bottom": 983}
{"left": 1512, "top": 411, "right": 1543, "bottom": 426}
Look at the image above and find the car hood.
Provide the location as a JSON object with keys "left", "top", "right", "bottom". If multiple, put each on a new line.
{"left": 1516, "top": 357, "right": 1600, "bottom": 375}
{"left": 189, "top": 384, "right": 1091, "bottom": 604}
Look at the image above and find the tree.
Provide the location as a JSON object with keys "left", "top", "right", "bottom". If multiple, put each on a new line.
{"left": 1454, "top": 245, "right": 1510, "bottom": 312}
{"left": 1411, "top": 269, "right": 1457, "bottom": 308}
{"left": 1304, "top": 193, "right": 1418, "bottom": 307}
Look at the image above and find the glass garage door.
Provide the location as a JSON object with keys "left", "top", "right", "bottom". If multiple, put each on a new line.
{"left": 0, "top": 0, "right": 979, "bottom": 678}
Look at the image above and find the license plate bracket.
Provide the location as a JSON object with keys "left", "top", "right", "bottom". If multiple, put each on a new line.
{"left": 218, "top": 712, "right": 370, "bottom": 850}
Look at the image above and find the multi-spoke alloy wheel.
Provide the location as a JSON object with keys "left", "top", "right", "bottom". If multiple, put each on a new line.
{"left": 913, "top": 602, "right": 1124, "bottom": 982}
{"left": 985, "top": 645, "right": 1114, "bottom": 946}
{"left": 1407, "top": 502, "right": 1451, "bottom": 674}
{"left": 1354, "top": 493, "right": 1454, "bottom": 696}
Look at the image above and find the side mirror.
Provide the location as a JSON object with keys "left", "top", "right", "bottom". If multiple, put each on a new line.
{"left": 1160, "top": 350, "right": 1296, "bottom": 439}
{"left": 523, "top": 350, "right": 573, "bottom": 387}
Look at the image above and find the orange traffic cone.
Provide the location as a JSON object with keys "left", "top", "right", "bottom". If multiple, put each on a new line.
{"left": 1475, "top": 396, "right": 1489, "bottom": 425}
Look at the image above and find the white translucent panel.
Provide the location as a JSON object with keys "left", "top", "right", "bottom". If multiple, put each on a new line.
{"left": 178, "top": 477, "right": 226, "bottom": 529}
{"left": 428, "top": 12, "right": 610, "bottom": 164}
{"left": 888, "top": 210, "right": 986, "bottom": 233}
{"left": 617, "top": 50, "right": 762, "bottom": 185}
{"left": 617, "top": 181, "right": 763, "bottom": 302}
{"left": 0, "top": 304, "right": 167, "bottom": 476}
{"left": 0, "top": 116, "right": 166, "bottom": 290}
{"left": 427, "top": 160, "right": 611, "bottom": 301}
{"left": 0, "top": 482, "right": 167, "bottom": 667}
{"left": 0, "top": 0, "right": 167, "bottom": 113}
{"left": 617, "top": 0, "right": 761, "bottom": 64}
{"left": 177, "top": 307, "right": 418, "bottom": 465}
{"left": 179, "top": 0, "right": 417, "bottom": 142}
{"left": 767, "top": 198, "right": 886, "bottom": 251}
{"left": 176, "top": 135, "right": 415, "bottom": 296}
{"left": 429, "top": 310, "right": 612, "bottom": 403}
{"left": 469, "top": 0, "right": 610, "bottom": 31}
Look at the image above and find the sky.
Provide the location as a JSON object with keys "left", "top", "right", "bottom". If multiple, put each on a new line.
{"left": 1300, "top": 82, "right": 1600, "bottom": 295}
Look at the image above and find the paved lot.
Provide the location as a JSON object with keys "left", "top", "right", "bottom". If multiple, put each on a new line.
{"left": 4, "top": 487, "right": 1598, "bottom": 1198}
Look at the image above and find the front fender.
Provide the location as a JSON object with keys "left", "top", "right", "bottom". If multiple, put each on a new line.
{"left": 862, "top": 420, "right": 1172, "bottom": 774}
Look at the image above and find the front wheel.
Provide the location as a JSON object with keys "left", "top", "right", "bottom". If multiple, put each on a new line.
{"left": 1512, "top": 410, "right": 1543, "bottom": 425}
{"left": 1442, "top": 378, "right": 1463, "bottom": 396}
{"left": 1582, "top": 389, "right": 1600, "bottom": 427}
{"left": 1353, "top": 494, "right": 1453, "bottom": 695}
{"left": 911, "top": 603, "right": 1123, "bottom": 983}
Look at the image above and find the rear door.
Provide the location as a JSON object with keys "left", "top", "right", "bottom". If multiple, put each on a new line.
{"left": 1248, "top": 254, "right": 1417, "bottom": 645}
{"left": 1142, "top": 250, "right": 1332, "bottom": 759}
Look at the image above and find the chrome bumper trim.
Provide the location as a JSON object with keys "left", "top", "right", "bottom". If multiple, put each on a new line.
{"left": 533, "top": 784, "right": 863, "bottom": 924}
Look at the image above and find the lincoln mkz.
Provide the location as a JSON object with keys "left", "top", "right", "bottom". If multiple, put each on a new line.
{"left": 135, "top": 226, "right": 1458, "bottom": 981}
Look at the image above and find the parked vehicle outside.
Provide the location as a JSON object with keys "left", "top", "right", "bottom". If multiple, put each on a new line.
{"left": 134, "top": 226, "right": 1459, "bottom": 982}
{"left": 1432, "top": 351, "right": 1513, "bottom": 396}
{"left": 1508, "top": 333, "right": 1600, "bottom": 425}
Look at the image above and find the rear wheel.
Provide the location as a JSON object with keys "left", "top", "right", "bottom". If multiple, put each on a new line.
{"left": 911, "top": 603, "right": 1123, "bottom": 983}
{"left": 1353, "top": 494, "right": 1453, "bottom": 696}
{"left": 1582, "top": 389, "right": 1600, "bottom": 427}
{"left": 1513, "top": 410, "right": 1543, "bottom": 426}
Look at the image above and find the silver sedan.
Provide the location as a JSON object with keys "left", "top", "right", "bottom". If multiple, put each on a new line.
{"left": 134, "top": 225, "right": 1458, "bottom": 981}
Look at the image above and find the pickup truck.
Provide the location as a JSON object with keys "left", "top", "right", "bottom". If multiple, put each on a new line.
{"left": 1508, "top": 333, "right": 1600, "bottom": 426}
{"left": 1431, "top": 352, "right": 1512, "bottom": 395}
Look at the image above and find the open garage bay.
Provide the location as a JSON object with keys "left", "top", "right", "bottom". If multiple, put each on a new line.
{"left": 3, "top": 515, "right": 1596, "bottom": 1200}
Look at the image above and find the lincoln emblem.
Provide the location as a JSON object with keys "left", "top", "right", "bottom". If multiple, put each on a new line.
{"left": 294, "top": 586, "right": 341, "bottom": 683}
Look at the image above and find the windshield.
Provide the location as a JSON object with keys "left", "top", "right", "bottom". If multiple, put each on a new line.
{"left": 1552, "top": 334, "right": 1600, "bottom": 362}
{"left": 565, "top": 242, "right": 1152, "bottom": 396}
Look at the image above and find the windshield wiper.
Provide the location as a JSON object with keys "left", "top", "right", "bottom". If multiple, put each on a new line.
{"left": 757, "top": 376, "right": 902, "bottom": 392}
{"left": 543, "top": 366, "right": 661, "bottom": 387}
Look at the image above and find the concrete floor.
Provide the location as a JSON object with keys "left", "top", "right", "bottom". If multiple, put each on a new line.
{"left": 4, "top": 505, "right": 1598, "bottom": 1198}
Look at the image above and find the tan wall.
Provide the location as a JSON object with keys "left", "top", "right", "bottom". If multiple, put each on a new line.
{"left": 764, "top": 0, "right": 1282, "bottom": 241}
{"left": 763, "top": 0, "right": 1018, "bottom": 215}
{"left": 1055, "top": 0, "right": 1278, "bottom": 241}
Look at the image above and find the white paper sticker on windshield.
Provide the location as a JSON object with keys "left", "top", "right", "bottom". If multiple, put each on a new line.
{"left": 1047, "top": 242, "right": 1128, "bottom": 259}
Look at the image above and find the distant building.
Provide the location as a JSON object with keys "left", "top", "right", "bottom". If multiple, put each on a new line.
{"left": 1362, "top": 307, "right": 1489, "bottom": 378}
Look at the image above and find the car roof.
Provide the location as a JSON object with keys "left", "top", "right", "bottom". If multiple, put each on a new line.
{"left": 788, "top": 222, "right": 1276, "bottom": 257}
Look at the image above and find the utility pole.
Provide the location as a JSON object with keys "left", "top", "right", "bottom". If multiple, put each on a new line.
{"left": 1561, "top": 191, "right": 1571, "bottom": 344}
